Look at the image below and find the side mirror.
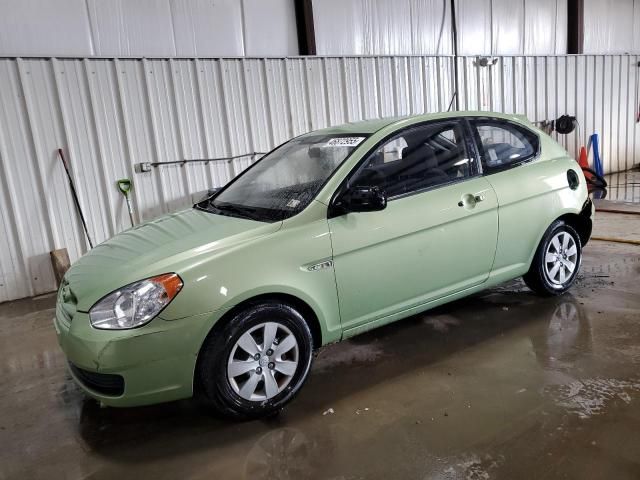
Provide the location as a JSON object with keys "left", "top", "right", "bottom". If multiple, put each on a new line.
{"left": 332, "top": 185, "right": 387, "bottom": 216}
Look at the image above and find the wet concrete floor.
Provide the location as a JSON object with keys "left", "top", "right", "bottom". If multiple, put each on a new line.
{"left": 603, "top": 170, "right": 640, "bottom": 203}
{"left": 1, "top": 210, "right": 640, "bottom": 479}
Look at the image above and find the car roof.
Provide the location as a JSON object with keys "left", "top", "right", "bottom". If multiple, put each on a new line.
{"left": 309, "top": 111, "right": 532, "bottom": 135}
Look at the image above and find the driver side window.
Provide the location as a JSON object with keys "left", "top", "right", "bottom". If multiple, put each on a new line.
{"left": 349, "top": 122, "right": 472, "bottom": 198}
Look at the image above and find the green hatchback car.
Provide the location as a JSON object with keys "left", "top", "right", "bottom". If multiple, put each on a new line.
{"left": 55, "top": 111, "right": 593, "bottom": 419}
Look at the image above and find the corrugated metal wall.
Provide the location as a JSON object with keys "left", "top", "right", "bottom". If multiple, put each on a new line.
{"left": 0, "top": 54, "right": 639, "bottom": 302}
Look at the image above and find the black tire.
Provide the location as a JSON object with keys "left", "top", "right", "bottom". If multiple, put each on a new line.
{"left": 523, "top": 220, "right": 582, "bottom": 296}
{"left": 197, "top": 302, "right": 314, "bottom": 420}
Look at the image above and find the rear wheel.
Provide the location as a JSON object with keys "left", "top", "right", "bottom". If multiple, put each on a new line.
{"left": 523, "top": 220, "right": 582, "bottom": 296}
{"left": 197, "top": 302, "right": 314, "bottom": 420}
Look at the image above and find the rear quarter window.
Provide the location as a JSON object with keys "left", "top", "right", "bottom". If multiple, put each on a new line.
{"left": 471, "top": 120, "right": 539, "bottom": 171}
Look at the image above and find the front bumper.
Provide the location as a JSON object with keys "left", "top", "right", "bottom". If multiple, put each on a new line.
{"left": 54, "top": 304, "right": 214, "bottom": 407}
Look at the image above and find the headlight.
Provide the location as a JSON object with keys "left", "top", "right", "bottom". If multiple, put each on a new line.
{"left": 89, "top": 273, "right": 183, "bottom": 330}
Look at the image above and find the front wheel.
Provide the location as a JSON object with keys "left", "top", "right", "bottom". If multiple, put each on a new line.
{"left": 523, "top": 220, "right": 582, "bottom": 296}
{"left": 197, "top": 302, "right": 314, "bottom": 420}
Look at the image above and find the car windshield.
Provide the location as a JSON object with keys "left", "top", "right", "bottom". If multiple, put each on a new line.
{"left": 196, "top": 134, "right": 367, "bottom": 221}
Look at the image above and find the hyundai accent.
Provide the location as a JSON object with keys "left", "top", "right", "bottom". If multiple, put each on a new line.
{"left": 54, "top": 112, "right": 593, "bottom": 419}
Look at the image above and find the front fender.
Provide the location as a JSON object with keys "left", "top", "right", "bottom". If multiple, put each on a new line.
{"left": 159, "top": 217, "right": 341, "bottom": 346}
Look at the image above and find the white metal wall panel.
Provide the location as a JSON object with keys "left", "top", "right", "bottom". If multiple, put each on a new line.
{"left": 324, "top": 58, "right": 347, "bottom": 125}
{"left": 85, "top": 0, "right": 129, "bottom": 57}
{"left": 170, "top": 0, "right": 245, "bottom": 56}
{"left": 54, "top": 59, "right": 112, "bottom": 244}
{"left": 366, "top": 0, "right": 414, "bottom": 55}
{"left": 243, "top": 0, "right": 299, "bottom": 56}
{"left": 393, "top": 57, "right": 410, "bottom": 116}
{"left": 117, "top": 0, "right": 176, "bottom": 57}
{"left": 19, "top": 59, "right": 88, "bottom": 260}
{"left": 360, "top": 57, "right": 381, "bottom": 118}
{"left": 0, "top": 0, "right": 93, "bottom": 56}
{"left": 263, "top": 59, "right": 292, "bottom": 145}
{"left": 492, "top": 0, "right": 565, "bottom": 56}
{"left": 376, "top": 57, "right": 396, "bottom": 117}
{"left": 0, "top": 167, "right": 25, "bottom": 301}
{"left": 305, "top": 58, "right": 330, "bottom": 130}
{"left": 220, "top": 60, "right": 254, "bottom": 174}
{"left": 243, "top": 59, "right": 276, "bottom": 154}
{"left": 411, "top": 0, "right": 453, "bottom": 55}
{"left": 636, "top": 3, "right": 640, "bottom": 52}
{"left": 144, "top": 59, "right": 188, "bottom": 212}
{"left": 342, "top": 58, "right": 363, "bottom": 121}
{"left": 0, "top": 0, "right": 297, "bottom": 57}
{"left": 13, "top": 0, "right": 640, "bottom": 58}
{"left": 1, "top": 54, "right": 639, "bottom": 303}
{"left": 314, "top": 0, "right": 455, "bottom": 55}
{"left": 456, "top": 0, "right": 493, "bottom": 56}
{"left": 457, "top": 0, "right": 569, "bottom": 55}
{"left": 525, "top": 0, "right": 567, "bottom": 54}
{"left": 313, "top": 0, "right": 567, "bottom": 55}
{"left": 83, "top": 60, "right": 136, "bottom": 234}
{"left": 492, "top": 0, "right": 524, "bottom": 55}
{"left": 285, "top": 59, "right": 311, "bottom": 137}
{"left": 583, "top": 0, "right": 636, "bottom": 54}
{"left": 117, "top": 59, "right": 166, "bottom": 221}
{"left": 312, "top": 0, "right": 367, "bottom": 54}
{"left": 195, "top": 60, "right": 235, "bottom": 187}
{"left": 0, "top": 61, "right": 40, "bottom": 301}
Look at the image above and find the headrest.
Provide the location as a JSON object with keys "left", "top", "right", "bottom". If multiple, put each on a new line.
{"left": 401, "top": 144, "right": 438, "bottom": 169}
{"left": 308, "top": 146, "right": 322, "bottom": 159}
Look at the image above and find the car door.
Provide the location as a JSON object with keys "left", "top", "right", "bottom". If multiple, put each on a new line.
{"left": 468, "top": 118, "right": 547, "bottom": 279}
{"left": 328, "top": 120, "right": 499, "bottom": 332}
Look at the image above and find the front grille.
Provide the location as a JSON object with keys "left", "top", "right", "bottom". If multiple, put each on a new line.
{"left": 69, "top": 363, "right": 124, "bottom": 396}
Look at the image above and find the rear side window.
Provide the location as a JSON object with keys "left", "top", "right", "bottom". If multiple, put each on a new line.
{"left": 471, "top": 120, "right": 539, "bottom": 171}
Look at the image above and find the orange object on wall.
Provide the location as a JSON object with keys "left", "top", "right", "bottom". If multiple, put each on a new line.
{"left": 577, "top": 146, "right": 593, "bottom": 181}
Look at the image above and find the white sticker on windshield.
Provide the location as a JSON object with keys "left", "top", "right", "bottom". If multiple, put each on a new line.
{"left": 326, "top": 137, "right": 365, "bottom": 147}
{"left": 286, "top": 199, "right": 301, "bottom": 208}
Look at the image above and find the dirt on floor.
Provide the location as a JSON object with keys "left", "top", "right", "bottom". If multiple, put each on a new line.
{"left": 1, "top": 204, "right": 639, "bottom": 480}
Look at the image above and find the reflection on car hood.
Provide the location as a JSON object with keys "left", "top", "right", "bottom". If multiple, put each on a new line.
{"left": 65, "top": 208, "right": 280, "bottom": 312}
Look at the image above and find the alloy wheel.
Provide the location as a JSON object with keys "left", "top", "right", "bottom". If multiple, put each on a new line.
{"left": 227, "top": 322, "right": 299, "bottom": 401}
{"left": 544, "top": 231, "right": 578, "bottom": 285}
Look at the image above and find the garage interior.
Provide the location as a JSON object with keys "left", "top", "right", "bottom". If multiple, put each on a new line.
{"left": 1, "top": 0, "right": 640, "bottom": 479}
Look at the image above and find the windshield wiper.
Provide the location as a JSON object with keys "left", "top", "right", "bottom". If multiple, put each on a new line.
{"left": 210, "top": 202, "right": 261, "bottom": 221}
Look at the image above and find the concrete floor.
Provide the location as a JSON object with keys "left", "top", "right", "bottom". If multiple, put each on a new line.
{"left": 1, "top": 203, "right": 640, "bottom": 480}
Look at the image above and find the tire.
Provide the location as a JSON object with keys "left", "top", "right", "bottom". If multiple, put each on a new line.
{"left": 197, "top": 302, "right": 314, "bottom": 420}
{"left": 523, "top": 220, "right": 582, "bottom": 296}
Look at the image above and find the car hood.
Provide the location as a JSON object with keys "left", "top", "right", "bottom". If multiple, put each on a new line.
{"left": 65, "top": 208, "right": 280, "bottom": 312}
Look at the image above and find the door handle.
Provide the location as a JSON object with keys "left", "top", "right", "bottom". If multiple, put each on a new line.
{"left": 458, "top": 193, "right": 486, "bottom": 208}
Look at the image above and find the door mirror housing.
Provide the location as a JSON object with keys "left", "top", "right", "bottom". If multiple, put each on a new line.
{"left": 330, "top": 185, "right": 387, "bottom": 217}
